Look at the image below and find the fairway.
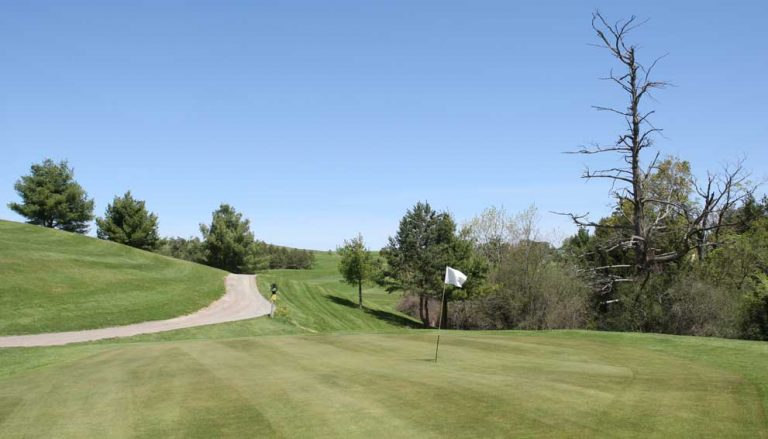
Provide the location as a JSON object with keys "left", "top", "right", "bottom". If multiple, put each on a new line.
{"left": 1, "top": 331, "right": 767, "bottom": 438}
{"left": 0, "top": 221, "right": 226, "bottom": 335}
{"left": 1, "top": 232, "right": 767, "bottom": 437}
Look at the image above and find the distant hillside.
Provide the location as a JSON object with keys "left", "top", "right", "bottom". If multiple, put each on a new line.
{"left": 117, "top": 250, "right": 420, "bottom": 343}
{"left": 0, "top": 220, "right": 227, "bottom": 335}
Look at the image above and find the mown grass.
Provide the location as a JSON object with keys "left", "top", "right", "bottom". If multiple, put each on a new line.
{"left": 111, "top": 251, "right": 419, "bottom": 344}
{"left": 1, "top": 233, "right": 767, "bottom": 437}
{"left": 0, "top": 220, "right": 226, "bottom": 335}
{"left": 0, "top": 331, "right": 766, "bottom": 438}
{"left": 257, "top": 251, "right": 420, "bottom": 332}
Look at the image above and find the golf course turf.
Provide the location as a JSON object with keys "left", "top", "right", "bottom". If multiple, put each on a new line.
{"left": 0, "top": 221, "right": 226, "bottom": 335}
{"left": 0, "top": 228, "right": 767, "bottom": 437}
{"left": 1, "top": 331, "right": 766, "bottom": 438}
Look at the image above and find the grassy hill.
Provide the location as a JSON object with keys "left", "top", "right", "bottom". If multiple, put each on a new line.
{"left": 0, "top": 220, "right": 227, "bottom": 335}
{"left": 0, "top": 234, "right": 767, "bottom": 437}
{"left": 257, "top": 251, "right": 420, "bottom": 332}
{"left": 108, "top": 250, "right": 420, "bottom": 343}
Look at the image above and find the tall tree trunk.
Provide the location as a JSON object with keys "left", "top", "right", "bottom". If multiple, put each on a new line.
{"left": 628, "top": 47, "right": 648, "bottom": 275}
{"left": 424, "top": 296, "right": 431, "bottom": 327}
{"left": 358, "top": 279, "right": 363, "bottom": 308}
{"left": 419, "top": 295, "right": 425, "bottom": 326}
{"left": 440, "top": 296, "right": 449, "bottom": 329}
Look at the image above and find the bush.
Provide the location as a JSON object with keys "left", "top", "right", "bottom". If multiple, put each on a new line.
{"left": 739, "top": 274, "right": 768, "bottom": 340}
{"left": 261, "top": 244, "right": 314, "bottom": 270}
{"left": 441, "top": 261, "right": 590, "bottom": 330}
{"left": 156, "top": 237, "right": 205, "bottom": 263}
{"left": 662, "top": 274, "right": 740, "bottom": 338}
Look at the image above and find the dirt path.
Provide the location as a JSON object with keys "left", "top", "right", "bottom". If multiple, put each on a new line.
{"left": 0, "top": 274, "right": 271, "bottom": 348}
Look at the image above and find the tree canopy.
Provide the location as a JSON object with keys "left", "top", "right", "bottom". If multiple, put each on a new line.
{"left": 96, "top": 191, "right": 159, "bottom": 250}
{"left": 8, "top": 159, "right": 94, "bottom": 233}
{"left": 200, "top": 204, "right": 257, "bottom": 273}
{"left": 381, "top": 202, "right": 480, "bottom": 327}
{"left": 337, "top": 233, "right": 379, "bottom": 308}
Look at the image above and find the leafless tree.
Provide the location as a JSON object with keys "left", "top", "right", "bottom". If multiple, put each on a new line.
{"left": 561, "top": 11, "right": 754, "bottom": 290}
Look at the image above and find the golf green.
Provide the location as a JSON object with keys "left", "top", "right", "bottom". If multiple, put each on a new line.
{"left": 0, "top": 331, "right": 766, "bottom": 438}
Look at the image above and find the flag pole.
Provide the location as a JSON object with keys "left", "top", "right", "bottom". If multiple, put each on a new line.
{"left": 434, "top": 282, "right": 447, "bottom": 363}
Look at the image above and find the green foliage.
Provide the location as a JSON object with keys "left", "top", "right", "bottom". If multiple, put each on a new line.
{"left": 200, "top": 204, "right": 257, "bottom": 273}
{"left": 95, "top": 191, "right": 159, "bottom": 250}
{"left": 740, "top": 274, "right": 768, "bottom": 340}
{"left": 702, "top": 216, "right": 768, "bottom": 339}
{"left": 563, "top": 192, "right": 768, "bottom": 339}
{"left": 8, "top": 159, "right": 94, "bottom": 233}
{"left": 456, "top": 206, "right": 589, "bottom": 330}
{"left": 260, "top": 244, "right": 314, "bottom": 270}
{"left": 337, "top": 233, "right": 380, "bottom": 307}
{"left": 157, "top": 235, "right": 314, "bottom": 272}
{"left": 727, "top": 194, "right": 768, "bottom": 234}
{"left": 660, "top": 273, "right": 740, "bottom": 338}
{"left": 381, "top": 202, "right": 484, "bottom": 326}
{"left": 155, "top": 236, "right": 205, "bottom": 263}
{"left": 382, "top": 202, "right": 465, "bottom": 297}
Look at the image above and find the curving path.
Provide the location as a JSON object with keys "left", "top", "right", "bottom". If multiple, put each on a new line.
{"left": 0, "top": 274, "right": 271, "bottom": 348}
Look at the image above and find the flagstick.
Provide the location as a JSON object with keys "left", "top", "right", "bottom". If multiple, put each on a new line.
{"left": 434, "top": 283, "right": 447, "bottom": 363}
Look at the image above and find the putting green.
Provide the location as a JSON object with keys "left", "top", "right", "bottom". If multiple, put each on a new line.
{"left": 0, "top": 331, "right": 766, "bottom": 438}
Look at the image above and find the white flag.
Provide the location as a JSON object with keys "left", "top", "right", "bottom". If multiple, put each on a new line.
{"left": 444, "top": 267, "right": 467, "bottom": 288}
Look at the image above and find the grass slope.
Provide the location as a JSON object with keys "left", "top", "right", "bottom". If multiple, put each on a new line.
{"left": 258, "top": 251, "right": 420, "bottom": 332}
{"left": 0, "top": 247, "right": 766, "bottom": 437}
{"left": 0, "top": 220, "right": 226, "bottom": 335}
{"left": 111, "top": 251, "right": 420, "bottom": 343}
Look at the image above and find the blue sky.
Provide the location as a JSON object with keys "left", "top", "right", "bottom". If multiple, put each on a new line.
{"left": 1, "top": 1, "right": 766, "bottom": 250}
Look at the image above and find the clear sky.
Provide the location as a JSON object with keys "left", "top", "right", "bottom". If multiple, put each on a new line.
{"left": 1, "top": 1, "right": 766, "bottom": 250}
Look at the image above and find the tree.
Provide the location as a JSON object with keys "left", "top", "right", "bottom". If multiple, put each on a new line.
{"left": 463, "top": 205, "right": 587, "bottom": 330}
{"left": 8, "top": 159, "right": 94, "bottom": 233}
{"left": 96, "top": 191, "right": 159, "bottom": 250}
{"left": 381, "top": 202, "right": 479, "bottom": 327}
{"left": 337, "top": 233, "right": 379, "bottom": 308}
{"left": 463, "top": 205, "right": 513, "bottom": 267}
{"left": 200, "top": 204, "right": 257, "bottom": 273}
{"left": 156, "top": 236, "right": 205, "bottom": 263}
{"left": 564, "top": 12, "right": 752, "bottom": 293}
{"left": 261, "top": 244, "right": 314, "bottom": 269}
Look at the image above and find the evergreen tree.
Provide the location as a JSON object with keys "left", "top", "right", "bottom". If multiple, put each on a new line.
{"left": 96, "top": 191, "right": 159, "bottom": 250}
{"left": 200, "top": 204, "right": 256, "bottom": 273}
{"left": 381, "top": 202, "right": 472, "bottom": 327}
{"left": 155, "top": 236, "right": 205, "bottom": 263}
{"left": 8, "top": 159, "right": 94, "bottom": 233}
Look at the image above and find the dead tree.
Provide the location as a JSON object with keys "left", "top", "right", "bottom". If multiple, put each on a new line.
{"left": 681, "top": 160, "right": 753, "bottom": 261}
{"left": 562, "top": 11, "right": 754, "bottom": 292}
{"left": 566, "top": 11, "right": 669, "bottom": 279}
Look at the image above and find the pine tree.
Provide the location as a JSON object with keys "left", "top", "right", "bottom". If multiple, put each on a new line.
{"left": 200, "top": 204, "right": 256, "bottom": 273}
{"left": 8, "top": 159, "right": 94, "bottom": 233}
{"left": 96, "top": 191, "right": 159, "bottom": 250}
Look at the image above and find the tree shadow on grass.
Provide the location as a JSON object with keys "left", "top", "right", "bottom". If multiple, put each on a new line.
{"left": 326, "top": 295, "right": 423, "bottom": 329}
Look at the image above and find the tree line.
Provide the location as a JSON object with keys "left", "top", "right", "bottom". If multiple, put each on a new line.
{"left": 340, "top": 193, "right": 766, "bottom": 341}
{"left": 337, "top": 11, "right": 767, "bottom": 340}
{"left": 7, "top": 159, "right": 313, "bottom": 272}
